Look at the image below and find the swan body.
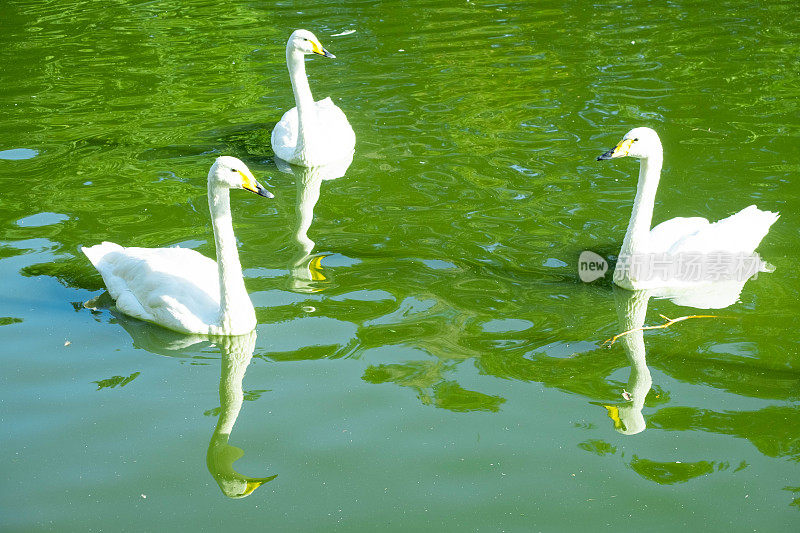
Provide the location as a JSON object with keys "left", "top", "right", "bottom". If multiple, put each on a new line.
{"left": 598, "top": 127, "right": 779, "bottom": 290}
{"left": 271, "top": 29, "right": 355, "bottom": 167}
{"left": 82, "top": 157, "right": 273, "bottom": 336}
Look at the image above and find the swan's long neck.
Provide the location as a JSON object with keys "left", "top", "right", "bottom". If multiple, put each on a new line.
{"left": 287, "top": 48, "right": 316, "bottom": 157}
{"left": 208, "top": 183, "right": 252, "bottom": 332}
{"left": 621, "top": 150, "right": 663, "bottom": 257}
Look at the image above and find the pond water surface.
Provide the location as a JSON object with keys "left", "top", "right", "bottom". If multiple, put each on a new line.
{"left": 1, "top": 0, "right": 799, "bottom": 531}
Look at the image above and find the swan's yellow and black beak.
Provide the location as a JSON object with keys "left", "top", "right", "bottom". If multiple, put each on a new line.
{"left": 239, "top": 171, "right": 274, "bottom": 198}
{"left": 597, "top": 138, "right": 635, "bottom": 161}
{"left": 311, "top": 40, "right": 336, "bottom": 58}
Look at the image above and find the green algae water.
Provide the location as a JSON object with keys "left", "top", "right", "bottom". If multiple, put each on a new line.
{"left": 1, "top": 0, "right": 799, "bottom": 530}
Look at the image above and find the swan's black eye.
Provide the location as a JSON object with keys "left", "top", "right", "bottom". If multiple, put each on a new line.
{"left": 231, "top": 168, "right": 239, "bottom": 173}
{"left": 633, "top": 138, "right": 639, "bottom": 142}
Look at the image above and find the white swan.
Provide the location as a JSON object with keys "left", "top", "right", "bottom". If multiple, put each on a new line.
{"left": 271, "top": 29, "right": 355, "bottom": 167}
{"left": 82, "top": 156, "right": 273, "bottom": 336}
{"left": 597, "top": 127, "right": 779, "bottom": 290}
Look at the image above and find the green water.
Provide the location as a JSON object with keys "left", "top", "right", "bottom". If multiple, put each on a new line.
{"left": 1, "top": 0, "right": 799, "bottom": 530}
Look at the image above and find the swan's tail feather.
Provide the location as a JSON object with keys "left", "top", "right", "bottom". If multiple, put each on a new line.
{"left": 739, "top": 204, "right": 780, "bottom": 225}
{"left": 82, "top": 242, "right": 128, "bottom": 301}
{"left": 739, "top": 204, "right": 779, "bottom": 251}
{"left": 712, "top": 205, "right": 779, "bottom": 254}
{"left": 81, "top": 242, "right": 123, "bottom": 267}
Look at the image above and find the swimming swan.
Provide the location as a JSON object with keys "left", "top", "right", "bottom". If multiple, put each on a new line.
{"left": 82, "top": 156, "right": 273, "bottom": 335}
{"left": 597, "top": 127, "right": 779, "bottom": 290}
{"left": 271, "top": 29, "right": 355, "bottom": 167}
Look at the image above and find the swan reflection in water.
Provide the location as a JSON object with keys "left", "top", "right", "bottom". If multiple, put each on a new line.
{"left": 605, "top": 255, "right": 773, "bottom": 435}
{"left": 275, "top": 154, "right": 352, "bottom": 293}
{"left": 206, "top": 331, "right": 276, "bottom": 498}
{"left": 89, "top": 302, "right": 276, "bottom": 498}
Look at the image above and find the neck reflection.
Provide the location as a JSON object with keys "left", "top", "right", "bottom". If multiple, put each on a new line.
{"left": 275, "top": 155, "right": 352, "bottom": 293}
{"left": 605, "top": 254, "right": 771, "bottom": 435}
{"left": 207, "top": 331, "right": 276, "bottom": 498}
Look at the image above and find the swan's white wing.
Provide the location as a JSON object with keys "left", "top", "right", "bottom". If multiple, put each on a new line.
{"left": 666, "top": 205, "right": 779, "bottom": 254}
{"left": 315, "top": 97, "right": 355, "bottom": 154}
{"left": 270, "top": 98, "right": 355, "bottom": 166}
{"left": 83, "top": 242, "right": 221, "bottom": 334}
{"left": 271, "top": 107, "right": 299, "bottom": 162}
{"left": 648, "top": 216, "right": 710, "bottom": 253}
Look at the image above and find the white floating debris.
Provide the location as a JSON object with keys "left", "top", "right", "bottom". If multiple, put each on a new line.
{"left": 64, "top": 340, "right": 71, "bottom": 346}
{"left": 331, "top": 29, "right": 356, "bottom": 37}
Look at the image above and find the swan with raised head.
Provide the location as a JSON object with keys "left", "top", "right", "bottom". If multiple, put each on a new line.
{"left": 82, "top": 156, "right": 273, "bottom": 335}
{"left": 271, "top": 29, "right": 355, "bottom": 167}
{"left": 597, "top": 127, "right": 779, "bottom": 290}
